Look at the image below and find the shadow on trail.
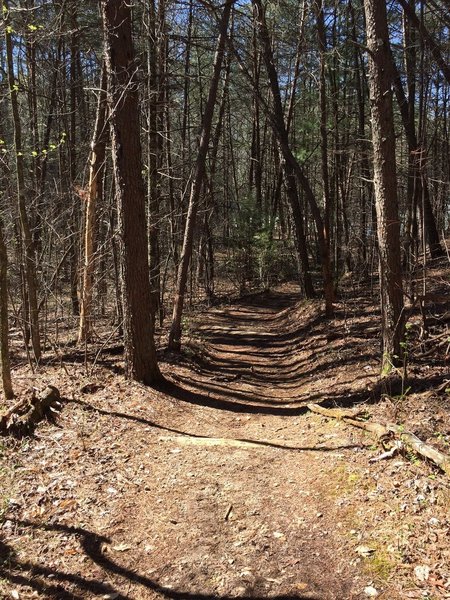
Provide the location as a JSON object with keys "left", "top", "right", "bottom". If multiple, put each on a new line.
{"left": 180, "top": 350, "right": 375, "bottom": 387}
{"left": 156, "top": 379, "right": 311, "bottom": 415}
{"left": 157, "top": 379, "right": 374, "bottom": 414}
{"left": 1, "top": 521, "right": 318, "bottom": 600}
{"left": 70, "top": 397, "right": 366, "bottom": 452}
{"left": 157, "top": 290, "right": 378, "bottom": 412}
{"left": 160, "top": 373, "right": 450, "bottom": 415}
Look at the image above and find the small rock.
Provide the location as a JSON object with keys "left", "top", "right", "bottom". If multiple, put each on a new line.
{"left": 273, "top": 531, "right": 284, "bottom": 538}
{"left": 356, "top": 545, "right": 375, "bottom": 557}
{"left": 414, "top": 565, "right": 430, "bottom": 582}
{"left": 428, "top": 517, "right": 439, "bottom": 527}
{"left": 112, "top": 543, "right": 131, "bottom": 552}
{"left": 364, "top": 585, "right": 379, "bottom": 597}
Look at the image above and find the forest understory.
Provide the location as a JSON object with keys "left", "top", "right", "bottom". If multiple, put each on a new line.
{"left": 1, "top": 0, "right": 450, "bottom": 596}
{"left": 0, "top": 256, "right": 449, "bottom": 600}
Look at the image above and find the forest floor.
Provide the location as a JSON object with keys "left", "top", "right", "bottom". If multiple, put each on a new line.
{"left": 1, "top": 260, "right": 449, "bottom": 600}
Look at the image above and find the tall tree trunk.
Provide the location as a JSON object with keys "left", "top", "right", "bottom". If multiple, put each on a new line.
{"left": 389, "top": 22, "right": 444, "bottom": 258}
{"left": 102, "top": 0, "right": 162, "bottom": 384}
{"left": 168, "top": 0, "right": 233, "bottom": 351}
{"left": 363, "top": 0, "right": 404, "bottom": 375}
{"left": 78, "top": 65, "right": 108, "bottom": 343}
{"left": 202, "top": 49, "right": 232, "bottom": 302}
{"left": 164, "top": 76, "right": 178, "bottom": 268}
{"left": 349, "top": 0, "right": 373, "bottom": 271}
{"left": 147, "top": 0, "right": 165, "bottom": 326}
{"left": 39, "top": 37, "right": 63, "bottom": 193}
{"left": 282, "top": 3, "right": 314, "bottom": 297}
{"left": 3, "top": 0, "right": 41, "bottom": 362}
{"left": 314, "top": 0, "right": 333, "bottom": 283}
{"left": 179, "top": 0, "right": 194, "bottom": 249}
{"left": 24, "top": 4, "right": 42, "bottom": 252}
{"left": 250, "top": 10, "right": 263, "bottom": 218}
{"left": 0, "top": 220, "right": 13, "bottom": 400}
{"left": 68, "top": 2, "right": 80, "bottom": 316}
{"left": 283, "top": 161, "right": 314, "bottom": 296}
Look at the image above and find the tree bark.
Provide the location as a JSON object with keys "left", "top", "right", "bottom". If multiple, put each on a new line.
{"left": 3, "top": 0, "right": 41, "bottom": 362}
{"left": 349, "top": 0, "right": 373, "bottom": 271}
{"left": 363, "top": 0, "right": 405, "bottom": 374}
{"left": 0, "top": 220, "right": 13, "bottom": 400}
{"left": 68, "top": 1, "right": 80, "bottom": 317}
{"left": 102, "top": 0, "right": 162, "bottom": 384}
{"left": 283, "top": 4, "right": 315, "bottom": 297}
{"left": 314, "top": 0, "right": 333, "bottom": 282}
{"left": 147, "top": 0, "right": 166, "bottom": 327}
{"left": 78, "top": 65, "right": 108, "bottom": 343}
{"left": 389, "top": 37, "right": 444, "bottom": 259}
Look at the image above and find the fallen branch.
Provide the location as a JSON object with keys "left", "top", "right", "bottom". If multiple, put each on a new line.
{"left": 369, "top": 441, "right": 403, "bottom": 463}
{"left": 417, "top": 334, "right": 450, "bottom": 358}
{"left": 307, "top": 403, "right": 387, "bottom": 437}
{"left": 307, "top": 403, "right": 450, "bottom": 476}
{"left": 0, "top": 386, "right": 62, "bottom": 437}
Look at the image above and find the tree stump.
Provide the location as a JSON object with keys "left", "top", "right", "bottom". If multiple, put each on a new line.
{"left": 0, "top": 386, "right": 62, "bottom": 437}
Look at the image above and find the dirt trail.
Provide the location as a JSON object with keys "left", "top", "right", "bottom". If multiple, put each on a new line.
{"left": 1, "top": 289, "right": 399, "bottom": 600}
{"left": 90, "top": 289, "right": 369, "bottom": 600}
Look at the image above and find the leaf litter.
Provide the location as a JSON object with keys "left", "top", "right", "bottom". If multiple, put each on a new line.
{"left": 0, "top": 276, "right": 449, "bottom": 599}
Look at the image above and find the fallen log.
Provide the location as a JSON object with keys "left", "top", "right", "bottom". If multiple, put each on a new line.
{"left": 307, "top": 403, "right": 450, "bottom": 476}
{"left": 0, "top": 386, "right": 62, "bottom": 437}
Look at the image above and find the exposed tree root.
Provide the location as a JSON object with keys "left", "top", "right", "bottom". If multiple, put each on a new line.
{"left": 307, "top": 403, "right": 450, "bottom": 476}
{"left": 0, "top": 385, "right": 62, "bottom": 437}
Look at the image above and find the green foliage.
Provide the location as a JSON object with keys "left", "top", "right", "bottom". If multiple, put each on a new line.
{"left": 366, "top": 549, "right": 396, "bottom": 581}
{"left": 226, "top": 196, "right": 296, "bottom": 292}
{"left": 253, "top": 226, "right": 276, "bottom": 290}
{"left": 294, "top": 148, "right": 309, "bottom": 164}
